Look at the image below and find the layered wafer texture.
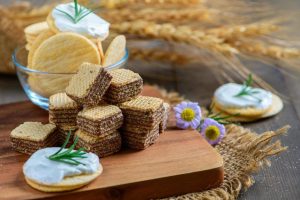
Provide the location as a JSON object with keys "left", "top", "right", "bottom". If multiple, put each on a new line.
{"left": 58, "top": 126, "right": 77, "bottom": 147}
{"left": 66, "top": 63, "right": 112, "bottom": 105}
{"left": 120, "top": 96, "right": 164, "bottom": 149}
{"left": 49, "top": 93, "right": 80, "bottom": 127}
{"left": 10, "top": 122, "right": 58, "bottom": 155}
{"left": 120, "top": 96, "right": 164, "bottom": 128}
{"left": 75, "top": 129, "right": 122, "bottom": 157}
{"left": 104, "top": 69, "right": 143, "bottom": 103}
{"left": 77, "top": 104, "right": 123, "bottom": 136}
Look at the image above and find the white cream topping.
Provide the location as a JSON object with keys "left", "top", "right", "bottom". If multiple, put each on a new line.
{"left": 23, "top": 147, "right": 101, "bottom": 185}
{"left": 214, "top": 83, "right": 272, "bottom": 109}
{"left": 52, "top": 3, "right": 110, "bottom": 39}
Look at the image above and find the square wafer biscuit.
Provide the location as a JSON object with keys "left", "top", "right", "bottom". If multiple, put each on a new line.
{"left": 49, "top": 93, "right": 80, "bottom": 127}
{"left": 122, "top": 126, "right": 160, "bottom": 150}
{"left": 119, "top": 96, "right": 164, "bottom": 128}
{"left": 57, "top": 126, "right": 78, "bottom": 147}
{"left": 77, "top": 104, "right": 123, "bottom": 136}
{"left": 10, "top": 122, "right": 58, "bottom": 155}
{"left": 104, "top": 69, "right": 143, "bottom": 103}
{"left": 75, "top": 129, "right": 122, "bottom": 157}
{"left": 66, "top": 63, "right": 112, "bottom": 105}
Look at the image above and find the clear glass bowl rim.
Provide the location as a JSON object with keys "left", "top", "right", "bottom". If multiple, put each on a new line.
{"left": 12, "top": 46, "right": 129, "bottom": 75}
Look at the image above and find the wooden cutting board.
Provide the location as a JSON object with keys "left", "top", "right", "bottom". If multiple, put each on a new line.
{"left": 0, "top": 86, "right": 223, "bottom": 200}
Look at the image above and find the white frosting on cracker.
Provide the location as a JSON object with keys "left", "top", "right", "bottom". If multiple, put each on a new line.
{"left": 23, "top": 147, "right": 101, "bottom": 185}
{"left": 214, "top": 83, "right": 272, "bottom": 109}
{"left": 52, "top": 3, "right": 109, "bottom": 39}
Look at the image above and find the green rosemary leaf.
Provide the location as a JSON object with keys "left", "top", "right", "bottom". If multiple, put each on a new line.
{"left": 74, "top": 0, "right": 79, "bottom": 17}
{"left": 55, "top": 8, "right": 76, "bottom": 23}
{"left": 76, "top": 9, "right": 94, "bottom": 23}
{"left": 234, "top": 74, "right": 262, "bottom": 102}
{"left": 48, "top": 131, "right": 87, "bottom": 166}
{"left": 51, "top": 131, "right": 72, "bottom": 157}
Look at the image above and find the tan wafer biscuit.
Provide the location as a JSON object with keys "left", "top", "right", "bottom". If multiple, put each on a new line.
{"left": 66, "top": 63, "right": 112, "bottom": 105}
{"left": 49, "top": 92, "right": 79, "bottom": 110}
{"left": 28, "top": 30, "right": 55, "bottom": 67}
{"left": 120, "top": 95, "right": 163, "bottom": 114}
{"left": 25, "top": 167, "right": 102, "bottom": 192}
{"left": 11, "top": 122, "right": 56, "bottom": 142}
{"left": 10, "top": 122, "right": 58, "bottom": 155}
{"left": 211, "top": 94, "right": 283, "bottom": 122}
{"left": 79, "top": 104, "right": 122, "bottom": 121}
{"left": 31, "top": 32, "right": 100, "bottom": 72}
{"left": 104, "top": 69, "right": 143, "bottom": 103}
{"left": 103, "top": 35, "right": 126, "bottom": 67}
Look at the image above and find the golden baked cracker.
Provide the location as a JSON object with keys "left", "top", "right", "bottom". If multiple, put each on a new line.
{"left": 31, "top": 32, "right": 100, "bottom": 72}
{"left": 103, "top": 35, "right": 126, "bottom": 67}
{"left": 96, "top": 39, "right": 104, "bottom": 65}
{"left": 28, "top": 30, "right": 55, "bottom": 67}
{"left": 24, "top": 21, "right": 49, "bottom": 36}
{"left": 46, "top": 13, "right": 60, "bottom": 34}
{"left": 24, "top": 167, "right": 102, "bottom": 192}
{"left": 211, "top": 94, "right": 283, "bottom": 122}
{"left": 28, "top": 73, "right": 74, "bottom": 98}
{"left": 213, "top": 97, "right": 271, "bottom": 117}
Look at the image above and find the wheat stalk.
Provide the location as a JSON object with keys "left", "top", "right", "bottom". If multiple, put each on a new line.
{"left": 100, "top": 7, "right": 213, "bottom": 23}
{"left": 99, "top": 0, "right": 202, "bottom": 9}
{"left": 111, "top": 20, "right": 238, "bottom": 55}
{"left": 206, "top": 23, "right": 279, "bottom": 40}
{"left": 232, "top": 40, "right": 300, "bottom": 59}
{"left": 130, "top": 47, "right": 192, "bottom": 64}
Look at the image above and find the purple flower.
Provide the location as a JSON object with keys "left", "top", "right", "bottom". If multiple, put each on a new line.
{"left": 174, "top": 101, "right": 201, "bottom": 129}
{"left": 200, "top": 118, "right": 225, "bottom": 145}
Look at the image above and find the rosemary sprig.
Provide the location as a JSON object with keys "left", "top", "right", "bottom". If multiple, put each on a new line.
{"left": 234, "top": 74, "right": 262, "bottom": 102}
{"left": 55, "top": 0, "right": 94, "bottom": 24}
{"left": 207, "top": 103, "right": 240, "bottom": 125}
{"left": 48, "top": 131, "right": 87, "bottom": 166}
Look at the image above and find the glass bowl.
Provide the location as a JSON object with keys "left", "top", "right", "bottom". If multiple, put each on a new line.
{"left": 12, "top": 46, "right": 129, "bottom": 110}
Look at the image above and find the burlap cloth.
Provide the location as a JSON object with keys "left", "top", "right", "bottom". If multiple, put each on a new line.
{"left": 157, "top": 87, "right": 289, "bottom": 200}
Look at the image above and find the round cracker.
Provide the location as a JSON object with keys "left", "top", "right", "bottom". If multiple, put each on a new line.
{"left": 103, "top": 35, "right": 126, "bottom": 67}
{"left": 46, "top": 13, "right": 60, "bottom": 34}
{"left": 24, "top": 21, "right": 49, "bottom": 36}
{"left": 28, "top": 74, "right": 72, "bottom": 98}
{"left": 213, "top": 96, "right": 271, "bottom": 117}
{"left": 28, "top": 30, "right": 55, "bottom": 68}
{"left": 211, "top": 94, "right": 283, "bottom": 122}
{"left": 31, "top": 32, "right": 100, "bottom": 73}
{"left": 25, "top": 167, "right": 102, "bottom": 192}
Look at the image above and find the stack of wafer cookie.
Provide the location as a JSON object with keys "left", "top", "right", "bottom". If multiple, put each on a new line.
{"left": 49, "top": 92, "right": 80, "bottom": 128}
{"left": 104, "top": 69, "right": 143, "bottom": 103}
{"left": 75, "top": 129, "right": 122, "bottom": 157}
{"left": 120, "top": 96, "right": 164, "bottom": 149}
{"left": 66, "top": 63, "right": 112, "bottom": 106}
{"left": 76, "top": 104, "right": 123, "bottom": 157}
{"left": 10, "top": 122, "right": 58, "bottom": 155}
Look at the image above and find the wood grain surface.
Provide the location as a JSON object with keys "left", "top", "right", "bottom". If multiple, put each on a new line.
{"left": 0, "top": 88, "right": 223, "bottom": 200}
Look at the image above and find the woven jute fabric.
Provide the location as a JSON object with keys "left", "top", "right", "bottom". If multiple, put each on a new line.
{"left": 157, "top": 86, "right": 289, "bottom": 200}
